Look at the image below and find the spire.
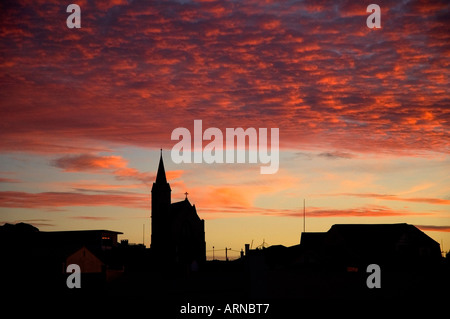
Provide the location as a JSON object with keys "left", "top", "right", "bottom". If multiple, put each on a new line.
{"left": 155, "top": 149, "right": 167, "bottom": 184}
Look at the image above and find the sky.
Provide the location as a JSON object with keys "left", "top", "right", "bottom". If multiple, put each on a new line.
{"left": 0, "top": 0, "right": 449, "bottom": 260}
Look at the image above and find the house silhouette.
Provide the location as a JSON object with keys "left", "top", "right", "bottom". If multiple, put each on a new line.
{"left": 299, "top": 223, "right": 442, "bottom": 270}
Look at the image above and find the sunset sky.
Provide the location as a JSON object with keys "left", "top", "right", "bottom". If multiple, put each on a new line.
{"left": 1, "top": 0, "right": 449, "bottom": 259}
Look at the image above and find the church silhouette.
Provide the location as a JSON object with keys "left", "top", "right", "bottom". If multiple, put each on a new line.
{"left": 151, "top": 151, "right": 206, "bottom": 268}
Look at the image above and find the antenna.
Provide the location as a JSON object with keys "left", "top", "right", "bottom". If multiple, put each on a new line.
{"left": 256, "top": 239, "right": 269, "bottom": 249}
{"left": 303, "top": 198, "right": 306, "bottom": 233}
{"left": 143, "top": 224, "right": 145, "bottom": 246}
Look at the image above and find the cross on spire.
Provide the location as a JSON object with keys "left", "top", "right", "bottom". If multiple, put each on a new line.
{"left": 184, "top": 192, "right": 189, "bottom": 200}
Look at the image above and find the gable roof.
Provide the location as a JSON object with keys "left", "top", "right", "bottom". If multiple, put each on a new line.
{"left": 327, "top": 223, "right": 438, "bottom": 246}
{"left": 324, "top": 223, "right": 440, "bottom": 260}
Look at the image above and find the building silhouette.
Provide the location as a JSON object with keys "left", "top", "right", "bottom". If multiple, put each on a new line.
{"left": 299, "top": 223, "right": 442, "bottom": 270}
{"left": 0, "top": 223, "right": 124, "bottom": 293}
{"left": 151, "top": 151, "right": 206, "bottom": 267}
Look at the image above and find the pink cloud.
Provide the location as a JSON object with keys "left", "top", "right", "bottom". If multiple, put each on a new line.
{"left": 70, "top": 216, "right": 115, "bottom": 221}
{"left": 53, "top": 154, "right": 128, "bottom": 172}
{"left": 0, "top": 177, "right": 21, "bottom": 183}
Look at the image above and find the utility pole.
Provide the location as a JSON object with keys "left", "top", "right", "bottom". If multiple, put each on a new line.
{"left": 225, "top": 247, "right": 231, "bottom": 261}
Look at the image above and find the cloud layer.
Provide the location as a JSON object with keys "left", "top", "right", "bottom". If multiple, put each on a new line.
{"left": 1, "top": 0, "right": 448, "bottom": 155}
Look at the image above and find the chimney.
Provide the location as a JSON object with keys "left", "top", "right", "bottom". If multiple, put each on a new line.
{"left": 245, "top": 243, "right": 250, "bottom": 256}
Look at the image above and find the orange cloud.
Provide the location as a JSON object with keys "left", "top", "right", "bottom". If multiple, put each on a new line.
{"left": 193, "top": 186, "right": 253, "bottom": 209}
{"left": 331, "top": 193, "right": 450, "bottom": 205}
{"left": 196, "top": 203, "right": 431, "bottom": 219}
{"left": 259, "top": 204, "right": 431, "bottom": 218}
{"left": 415, "top": 225, "right": 450, "bottom": 232}
{"left": 305, "top": 206, "right": 429, "bottom": 218}
{"left": 51, "top": 154, "right": 183, "bottom": 185}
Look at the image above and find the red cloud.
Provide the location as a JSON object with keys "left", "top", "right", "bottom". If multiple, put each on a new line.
{"left": 95, "top": 0, "right": 128, "bottom": 11}
{"left": 0, "top": 191, "right": 148, "bottom": 210}
{"left": 0, "top": 0, "right": 448, "bottom": 157}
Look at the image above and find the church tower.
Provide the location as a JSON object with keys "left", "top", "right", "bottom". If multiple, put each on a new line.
{"left": 150, "top": 150, "right": 206, "bottom": 266}
{"left": 151, "top": 150, "right": 171, "bottom": 252}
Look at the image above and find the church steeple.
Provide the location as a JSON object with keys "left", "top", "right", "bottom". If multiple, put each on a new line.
{"left": 151, "top": 150, "right": 171, "bottom": 251}
{"left": 156, "top": 149, "right": 167, "bottom": 184}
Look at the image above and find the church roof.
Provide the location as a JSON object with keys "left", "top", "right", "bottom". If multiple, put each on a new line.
{"left": 170, "top": 199, "right": 201, "bottom": 221}
{"left": 171, "top": 198, "right": 191, "bottom": 209}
